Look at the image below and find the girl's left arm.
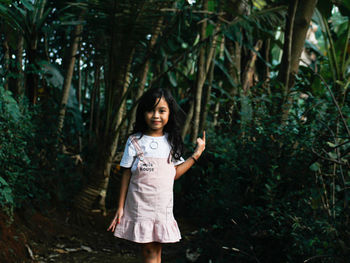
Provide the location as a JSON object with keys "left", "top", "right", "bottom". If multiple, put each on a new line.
{"left": 174, "top": 131, "right": 206, "bottom": 180}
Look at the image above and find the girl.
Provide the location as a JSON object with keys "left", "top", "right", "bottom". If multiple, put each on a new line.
{"left": 107, "top": 88, "right": 205, "bottom": 263}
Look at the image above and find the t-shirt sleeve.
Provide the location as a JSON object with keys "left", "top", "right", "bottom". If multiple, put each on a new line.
{"left": 173, "top": 156, "right": 185, "bottom": 166}
{"left": 120, "top": 137, "right": 137, "bottom": 168}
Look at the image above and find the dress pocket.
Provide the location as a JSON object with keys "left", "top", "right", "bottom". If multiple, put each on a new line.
{"left": 136, "top": 193, "right": 157, "bottom": 220}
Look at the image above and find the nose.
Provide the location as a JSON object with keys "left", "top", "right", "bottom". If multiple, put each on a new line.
{"left": 152, "top": 110, "right": 160, "bottom": 118}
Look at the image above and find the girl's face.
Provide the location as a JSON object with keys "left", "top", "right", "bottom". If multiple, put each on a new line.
{"left": 144, "top": 96, "right": 170, "bottom": 135}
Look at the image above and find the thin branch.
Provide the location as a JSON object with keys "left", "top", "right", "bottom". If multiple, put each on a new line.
{"left": 160, "top": 8, "right": 225, "bottom": 15}
{"left": 311, "top": 147, "right": 347, "bottom": 165}
{"left": 304, "top": 255, "right": 339, "bottom": 262}
{"left": 300, "top": 59, "right": 350, "bottom": 139}
{"left": 341, "top": 21, "right": 350, "bottom": 75}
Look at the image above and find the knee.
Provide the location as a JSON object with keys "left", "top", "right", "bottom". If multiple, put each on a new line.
{"left": 142, "top": 243, "right": 161, "bottom": 259}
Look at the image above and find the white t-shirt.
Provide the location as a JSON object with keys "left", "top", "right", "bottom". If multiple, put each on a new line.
{"left": 120, "top": 133, "right": 185, "bottom": 172}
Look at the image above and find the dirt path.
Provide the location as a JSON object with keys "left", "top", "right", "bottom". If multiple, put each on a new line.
{"left": 27, "top": 211, "right": 198, "bottom": 263}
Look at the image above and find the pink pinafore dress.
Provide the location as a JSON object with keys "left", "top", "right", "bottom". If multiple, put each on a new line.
{"left": 114, "top": 136, "right": 181, "bottom": 243}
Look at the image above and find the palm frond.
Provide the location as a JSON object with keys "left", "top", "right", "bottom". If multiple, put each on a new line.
{"left": 224, "top": 5, "right": 287, "bottom": 41}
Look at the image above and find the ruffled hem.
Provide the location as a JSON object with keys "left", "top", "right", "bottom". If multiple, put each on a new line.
{"left": 114, "top": 219, "right": 181, "bottom": 243}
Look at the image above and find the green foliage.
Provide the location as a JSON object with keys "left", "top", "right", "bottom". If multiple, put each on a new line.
{"left": 0, "top": 87, "right": 37, "bottom": 213}
{"left": 0, "top": 0, "right": 53, "bottom": 35}
{"left": 1, "top": 0, "right": 350, "bottom": 261}
{"left": 178, "top": 84, "right": 349, "bottom": 261}
{"left": 0, "top": 86, "right": 83, "bottom": 214}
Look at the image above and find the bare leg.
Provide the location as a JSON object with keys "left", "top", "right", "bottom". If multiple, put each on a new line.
{"left": 141, "top": 242, "right": 162, "bottom": 263}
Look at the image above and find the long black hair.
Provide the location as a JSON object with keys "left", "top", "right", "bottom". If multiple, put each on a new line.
{"left": 132, "top": 88, "right": 184, "bottom": 161}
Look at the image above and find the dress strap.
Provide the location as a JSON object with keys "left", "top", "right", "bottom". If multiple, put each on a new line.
{"left": 130, "top": 136, "right": 144, "bottom": 160}
{"left": 167, "top": 151, "right": 172, "bottom": 164}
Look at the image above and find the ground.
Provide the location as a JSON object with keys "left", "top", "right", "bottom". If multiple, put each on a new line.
{"left": 0, "top": 208, "right": 200, "bottom": 263}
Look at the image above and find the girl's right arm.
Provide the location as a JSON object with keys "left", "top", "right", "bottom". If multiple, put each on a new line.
{"left": 117, "top": 168, "right": 132, "bottom": 210}
{"left": 107, "top": 168, "right": 131, "bottom": 232}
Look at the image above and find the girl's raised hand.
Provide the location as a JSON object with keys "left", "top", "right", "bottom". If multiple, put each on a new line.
{"left": 193, "top": 131, "right": 206, "bottom": 159}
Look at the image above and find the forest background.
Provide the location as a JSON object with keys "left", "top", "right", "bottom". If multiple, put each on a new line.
{"left": 1, "top": 0, "right": 350, "bottom": 262}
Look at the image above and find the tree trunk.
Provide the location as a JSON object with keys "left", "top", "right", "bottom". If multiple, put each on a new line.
{"left": 57, "top": 21, "right": 84, "bottom": 136}
{"left": 289, "top": 0, "right": 318, "bottom": 84}
{"left": 95, "top": 77, "right": 101, "bottom": 138}
{"left": 8, "top": 34, "right": 24, "bottom": 97}
{"left": 14, "top": 35, "right": 24, "bottom": 97}
{"left": 240, "top": 40, "right": 263, "bottom": 132}
{"left": 98, "top": 49, "right": 135, "bottom": 212}
{"left": 26, "top": 49, "right": 39, "bottom": 104}
{"left": 227, "top": 39, "right": 241, "bottom": 85}
{"left": 226, "top": 38, "right": 241, "bottom": 125}
{"left": 190, "top": 0, "right": 208, "bottom": 144}
{"left": 82, "top": 66, "right": 89, "bottom": 119}
{"left": 263, "top": 38, "right": 271, "bottom": 95}
{"left": 278, "top": 0, "right": 299, "bottom": 92}
{"left": 199, "top": 56, "right": 215, "bottom": 135}
{"left": 199, "top": 31, "right": 222, "bottom": 134}
{"left": 278, "top": 0, "right": 318, "bottom": 121}
{"left": 97, "top": 71, "right": 131, "bottom": 216}
{"left": 88, "top": 64, "right": 100, "bottom": 144}
{"left": 241, "top": 40, "right": 263, "bottom": 95}
{"left": 191, "top": 44, "right": 206, "bottom": 141}
{"left": 74, "top": 46, "right": 134, "bottom": 215}
{"left": 77, "top": 47, "right": 82, "bottom": 152}
{"left": 213, "top": 40, "right": 224, "bottom": 128}
{"left": 25, "top": 0, "right": 47, "bottom": 104}
{"left": 213, "top": 96, "right": 221, "bottom": 127}
{"left": 182, "top": 102, "right": 194, "bottom": 140}
{"left": 77, "top": 50, "right": 82, "bottom": 108}
{"left": 127, "top": 16, "right": 164, "bottom": 135}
